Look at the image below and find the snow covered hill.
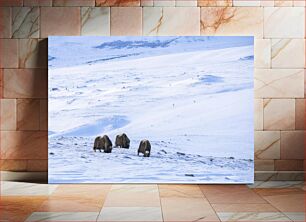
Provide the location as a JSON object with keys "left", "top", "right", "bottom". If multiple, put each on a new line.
{"left": 48, "top": 36, "right": 254, "bottom": 183}
{"left": 48, "top": 36, "right": 253, "bottom": 68}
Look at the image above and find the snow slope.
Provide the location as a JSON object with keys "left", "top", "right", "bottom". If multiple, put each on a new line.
{"left": 48, "top": 36, "right": 254, "bottom": 183}
{"left": 48, "top": 36, "right": 253, "bottom": 68}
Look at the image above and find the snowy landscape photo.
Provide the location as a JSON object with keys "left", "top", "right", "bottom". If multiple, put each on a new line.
{"left": 48, "top": 36, "right": 254, "bottom": 184}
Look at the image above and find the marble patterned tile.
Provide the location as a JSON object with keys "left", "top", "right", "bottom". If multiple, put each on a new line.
{"left": 0, "top": 131, "right": 48, "bottom": 159}
{"left": 254, "top": 131, "right": 280, "bottom": 160}
{"left": 0, "top": 196, "right": 47, "bottom": 221}
{"left": 26, "top": 212, "right": 99, "bottom": 221}
{"left": 53, "top": 0, "right": 95, "bottom": 6}
{"left": 41, "top": 7, "right": 80, "bottom": 38}
{"left": 159, "top": 184, "right": 204, "bottom": 198}
{"left": 154, "top": 0, "right": 176, "bottom": 6}
{"left": 255, "top": 69, "right": 304, "bottom": 98}
{"left": 233, "top": 0, "right": 261, "bottom": 6}
{"left": 217, "top": 212, "right": 291, "bottom": 221}
{"left": 0, "top": 39, "right": 18, "bottom": 68}
{"left": 176, "top": 0, "right": 197, "bottom": 6}
{"left": 263, "top": 99, "right": 295, "bottom": 130}
{"left": 271, "top": 39, "right": 305, "bottom": 68}
{"left": 143, "top": 7, "right": 200, "bottom": 36}
{"left": 103, "top": 184, "right": 160, "bottom": 207}
{"left": 248, "top": 181, "right": 304, "bottom": 189}
{"left": 295, "top": 99, "right": 305, "bottom": 130}
{"left": 198, "top": 0, "right": 232, "bottom": 6}
{"left": 199, "top": 185, "right": 266, "bottom": 204}
{"left": 0, "top": 7, "right": 11, "bottom": 38}
{"left": 255, "top": 171, "right": 304, "bottom": 181}
{"left": 260, "top": 0, "right": 274, "bottom": 6}
{"left": 200, "top": 7, "right": 263, "bottom": 37}
{"left": 264, "top": 7, "right": 305, "bottom": 38}
{"left": 256, "top": 188, "right": 305, "bottom": 212}
{"left": 19, "top": 38, "right": 48, "bottom": 68}
{"left": 280, "top": 131, "right": 305, "bottom": 160}
{"left": 255, "top": 188, "right": 305, "bottom": 196}
{"left": 37, "top": 196, "right": 104, "bottom": 212}
{"left": 12, "top": 7, "right": 39, "bottom": 38}
{"left": 1, "top": 181, "right": 58, "bottom": 196}
{"left": 3, "top": 69, "right": 47, "bottom": 98}
{"left": 161, "top": 197, "right": 219, "bottom": 221}
{"left": 0, "top": 171, "right": 48, "bottom": 183}
{"left": 0, "top": 69, "right": 3, "bottom": 98}
{"left": 52, "top": 184, "right": 111, "bottom": 199}
{"left": 212, "top": 203, "right": 278, "bottom": 212}
{"left": 255, "top": 160, "right": 274, "bottom": 171}
{"left": 0, "top": 99, "right": 17, "bottom": 130}
{"left": 274, "top": 0, "right": 293, "bottom": 6}
{"left": 293, "top": 0, "right": 305, "bottom": 6}
{"left": 141, "top": 0, "right": 154, "bottom": 6}
{"left": 254, "top": 39, "right": 271, "bottom": 68}
{"left": 96, "top": 0, "right": 140, "bottom": 6}
{"left": 98, "top": 207, "right": 163, "bottom": 221}
{"left": 40, "top": 99, "right": 48, "bottom": 130}
{"left": 275, "top": 160, "right": 304, "bottom": 171}
{"left": 0, "top": 0, "right": 23, "bottom": 6}
{"left": 283, "top": 212, "right": 305, "bottom": 222}
{"left": 81, "top": 7, "right": 110, "bottom": 36}
{"left": 27, "top": 159, "right": 48, "bottom": 171}
{"left": 254, "top": 99, "right": 263, "bottom": 130}
{"left": 110, "top": 7, "right": 142, "bottom": 35}
{"left": 304, "top": 70, "right": 306, "bottom": 98}
{"left": 23, "top": 0, "right": 52, "bottom": 6}
{"left": 16, "top": 99, "right": 40, "bottom": 130}
{"left": 0, "top": 159, "right": 27, "bottom": 171}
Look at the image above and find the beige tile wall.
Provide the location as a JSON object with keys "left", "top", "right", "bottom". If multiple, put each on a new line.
{"left": 0, "top": 0, "right": 304, "bottom": 180}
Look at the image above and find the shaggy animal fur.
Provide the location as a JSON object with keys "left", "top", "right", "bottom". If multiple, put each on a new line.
{"left": 102, "top": 135, "right": 112, "bottom": 153}
{"left": 138, "top": 139, "right": 151, "bottom": 157}
{"left": 93, "top": 136, "right": 102, "bottom": 152}
{"left": 93, "top": 135, "right": 112, "bottom": 153}
{"left": 115, "top": 133, "right": 130, "bottom": 149}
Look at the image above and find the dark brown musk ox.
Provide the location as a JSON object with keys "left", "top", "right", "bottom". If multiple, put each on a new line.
{"left": 102, "top": 135, "right": 113, "bottom": 153}
{"left": 93, "top": 136, "right": 102, "bottom": 152}
{"left": 115, "top": 133, "right": 130, "bottom": 149}
{"left": 138, "top": 139, "right": 151, "bottom": 157}
{"left": 93, "top": 135, "right": 112, "bottom": 153}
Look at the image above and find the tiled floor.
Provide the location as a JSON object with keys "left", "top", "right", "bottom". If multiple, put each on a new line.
{"left": 0, "top": 181, "right": 305, "bottom": 222}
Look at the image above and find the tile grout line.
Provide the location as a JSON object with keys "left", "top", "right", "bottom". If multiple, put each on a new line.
{"left": 199, "top": 185, "right": 296, "bottom": 221}
{"left": 256, "top": 192, "right": 283, "bottom": 213}
{"left": 157, "top": 184, "right": 165, "bottom": 222}
{"left": 252, "top": 188, "right": 273, "bottom": 205}
{"left": 197, "top": 184, "right": 223, "bottom": 222}
{"left": 252, "top": 189, "right": 296, "bottom": 221}
{"left": 95, "top": 184, "right": 112, "bottom": 221}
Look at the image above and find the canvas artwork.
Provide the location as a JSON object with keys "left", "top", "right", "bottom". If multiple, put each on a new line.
{"left": 48, "top": 36, "right": 254, "bottom": 183}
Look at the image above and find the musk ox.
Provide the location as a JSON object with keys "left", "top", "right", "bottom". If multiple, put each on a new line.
{"left": 115, "top": 133, "right": 130, "bottom": 149}
{"left": 138, "top": 139, "right": 151, "bottom": 157}
{"left": 93, "top": 136, "right": 102, "bottom": 152}
{"left": 93, "top": 135, "right": 112, "bottom": 153}
{"left": 102, "top": 135, "right": 112, "bottom": 153}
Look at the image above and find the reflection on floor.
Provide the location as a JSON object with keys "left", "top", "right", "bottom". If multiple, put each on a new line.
{"left": 0, "top": 181, "right": 305, "bottom": 221}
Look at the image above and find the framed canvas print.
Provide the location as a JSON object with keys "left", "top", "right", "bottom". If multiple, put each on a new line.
{"left": 48, "top": 36, "right": 254, "bottom": 183}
